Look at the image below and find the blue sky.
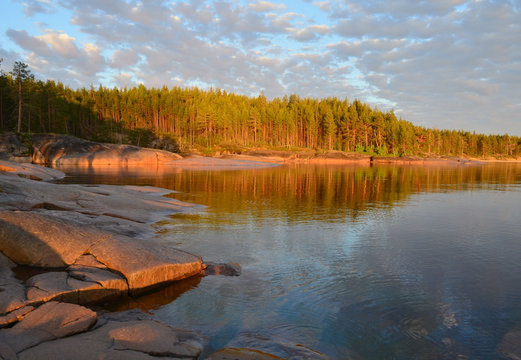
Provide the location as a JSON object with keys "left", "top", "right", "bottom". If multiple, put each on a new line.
{"left": 1, "top": 0, "right": 520, "bottom": 136}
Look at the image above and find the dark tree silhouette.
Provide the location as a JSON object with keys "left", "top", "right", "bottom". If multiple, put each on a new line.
{"left": 10, "top": 61, "right": 34, "bottom": 133}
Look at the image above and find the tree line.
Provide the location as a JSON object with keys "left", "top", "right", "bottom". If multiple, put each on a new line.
{"left": 1, "top": 60, "right": 520, "bottom": 158}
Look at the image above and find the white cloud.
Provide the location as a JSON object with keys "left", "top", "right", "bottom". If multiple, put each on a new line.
{"left": 313, "top": 1, "right": 331, "bottom": 12}
{"left": 110, "top": 48, "right": 140, "bottom": 69}
{"left": 38, "top": 31, "right": 80, "bottom": 58}
{"left": 23, "top": 0, "right": 56, "bottom": 16}
{"left": 249, "top": 1, "right": 287, "bottom": 12}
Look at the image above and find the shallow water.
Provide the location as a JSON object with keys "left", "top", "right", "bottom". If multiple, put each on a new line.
{"left": 59, "top": 163, "right": 521, "bottom": 359}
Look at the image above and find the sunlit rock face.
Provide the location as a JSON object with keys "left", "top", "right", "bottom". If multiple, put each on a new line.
{"left": 30, "top": 134, "right": 182, "bottom": 166}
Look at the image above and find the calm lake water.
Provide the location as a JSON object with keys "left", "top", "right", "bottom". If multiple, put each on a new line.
{"left": 59, "top": 163, "right": 521, "bottom": 359}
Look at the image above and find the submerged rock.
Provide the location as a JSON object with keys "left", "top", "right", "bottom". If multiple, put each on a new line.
{"left": 499, "top": 329, "right": 521, "bottom": 360}
{"left": 203, "top": 262, "right": 242, "bottom": 276}
{"left": 205, "top": 330, "right": 332, "bottom": 360}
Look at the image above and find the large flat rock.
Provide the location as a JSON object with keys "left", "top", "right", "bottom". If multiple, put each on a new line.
{"left": 0, "top": 209, "right": 202, "bottom": 297}
{"left": 0, "top": 173, "right": 200, "bottom": 225}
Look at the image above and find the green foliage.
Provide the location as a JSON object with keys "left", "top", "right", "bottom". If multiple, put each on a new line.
{"left": 376, "top": 145, "right": 388, "bottom": 156}
{"left": 355, "top": 144, "right": 366, "bottom": 154}
{"left": 0, "top": 61, "right": 520, "bottom": 158}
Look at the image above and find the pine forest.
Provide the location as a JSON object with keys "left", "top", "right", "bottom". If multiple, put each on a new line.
{"left": 1, "top": 61, "right": 520, "bottom": 158}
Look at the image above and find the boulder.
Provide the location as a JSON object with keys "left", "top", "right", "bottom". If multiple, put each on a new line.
{"left": 16, "top": 310, "right": 203, "bottom": 360}
{"left": 31, "top": 134, "right": 182, "bottom": 166}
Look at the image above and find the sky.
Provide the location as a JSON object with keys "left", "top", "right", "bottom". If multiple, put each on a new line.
{"left": 1, "top": 0, "right": 520, "bottom": 136}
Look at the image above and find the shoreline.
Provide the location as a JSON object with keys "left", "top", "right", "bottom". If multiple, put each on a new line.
{"left": 0, "top": 159, "right": 328, "bottom": 360}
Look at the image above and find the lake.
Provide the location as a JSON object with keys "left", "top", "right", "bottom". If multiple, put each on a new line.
{"left": 59, "top": 163, "right": 521, "bottom": 359}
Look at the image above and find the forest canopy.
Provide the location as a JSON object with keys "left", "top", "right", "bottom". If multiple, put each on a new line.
{"left": 0, "top": 61, "right": 519, "bottom": 158}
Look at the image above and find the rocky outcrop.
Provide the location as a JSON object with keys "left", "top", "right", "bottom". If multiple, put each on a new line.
{"left": 0, "top": 161, "right": 208, "bottom": 358}
{"left": 0, "top": 133, "right": 29, "bottom": 162}
{"left": 0, "top": 160, "right": 205, "bottom": 308}
{"left": 30, "top": 134, "right": 182, "bottom": 166}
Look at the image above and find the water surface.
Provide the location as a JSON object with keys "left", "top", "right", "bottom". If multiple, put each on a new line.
{"left": 60, "top": 163, "right": 521, "bottom": 359}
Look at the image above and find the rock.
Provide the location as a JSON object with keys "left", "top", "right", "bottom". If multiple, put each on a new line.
{"left": 0, "top": 133, "right": 28, "bottom": 157}
{"left": 17, "top": 310, "right": 203, "bottom": 360}
{"left": 203, "top": 262, "right": 242, "bottom": 276}
{"left": 0, "top": 160, "right": 65, "bottom": 181}
{"left": 0, "top": 302, "right": 96, "bottom": 354}
{"left": 0, "top": 306, "right": 34, "bottom": 328}
{"left": 25, "top": 263, "right": 128, "bottom": 305}
{"left": 0, "top": 209, "right": 202, "bottom": 297}
{"left": 68, "top": 264, "right": 128, "bottom": 293}
{"left": 0, "top": 174, "right": 200, "bottom": 225}
{"left": 499, "top": 330, "right": 521, "bottom": 360}
{"left": 89, "top": 236, "right": 203, "bottom": 294}
{"left": 26, "top": 271, "right": 101, "bottom": 304}
{"left": 0, "top": 252, "right": 27, "bottom": 314}
{"left": 31, "top": 134, "right": 182, "bottom": 166}
{"left": 0, "top": 210, "right": 104, "bottom": 267}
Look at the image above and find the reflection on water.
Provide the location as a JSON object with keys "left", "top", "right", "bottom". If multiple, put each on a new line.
{"left": 105, "top": 275, "right": 202, "bottom": 313}
{"left": 59, "top": 163, "right": 521, "bottom": 359}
